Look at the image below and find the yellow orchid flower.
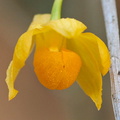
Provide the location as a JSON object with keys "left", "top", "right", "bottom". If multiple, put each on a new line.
{"left": 5, "top": 0, "right": 110, "bottom": 110}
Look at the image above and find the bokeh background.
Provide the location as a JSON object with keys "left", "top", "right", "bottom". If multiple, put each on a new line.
{"left": 0, "top": 0, "right": 120, "bottom": 120}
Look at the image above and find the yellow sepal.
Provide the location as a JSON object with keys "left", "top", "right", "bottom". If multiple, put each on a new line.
{"left": 97, "top": 38, "right": 111, "bottom": 75}
{"left": 45, "top": 18, "right": 87, "bottom": 38}
{"left": 5, "top": 14, "right": 51, "bottom": 100}
{"left": 28, "top": 14, "right": 51, "bottom": 30}
{"left": 67, "top": 32, "right": 110, "bottom": 110}
{"left": 6, "top": 30, "right": 36, "bottom": 100}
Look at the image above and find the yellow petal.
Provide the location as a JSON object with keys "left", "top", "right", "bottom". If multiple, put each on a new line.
{"left": 67, "top": 33, "right": 109, "bottom": 110}
{"left": 45, "top": 18, "right": 87, "bottom": 38}
{"left": 5, "top": 30, "right": 39, "bottom": 100}
{"left": 35, "top": 29, "right": 66, "bottom": 51}
{"left": 28, "top": 14, "right": 51, "bottom": 30}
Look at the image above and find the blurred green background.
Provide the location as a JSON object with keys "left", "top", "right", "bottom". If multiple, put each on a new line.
{"left": 0, "top": 0, "right": 120, "bottom": 120}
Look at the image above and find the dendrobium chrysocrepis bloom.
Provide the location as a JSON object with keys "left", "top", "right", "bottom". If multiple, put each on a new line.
{"left": 5, "top": 14, "right": 110, "bottom": 110}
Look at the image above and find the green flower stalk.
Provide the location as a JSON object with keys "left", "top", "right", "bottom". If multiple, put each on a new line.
{"left": 50, "top": 0, "right": 63, "bottom": 20}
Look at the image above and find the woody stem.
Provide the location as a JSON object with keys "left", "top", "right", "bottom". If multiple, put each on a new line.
{"left": 101, "top": 0, "right": 120, "bottom": 120}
